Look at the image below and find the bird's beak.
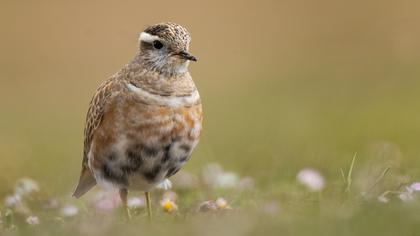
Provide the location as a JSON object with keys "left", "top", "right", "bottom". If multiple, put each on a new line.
{"left": 176, "top": 51, "right": 198, "bottom": 62}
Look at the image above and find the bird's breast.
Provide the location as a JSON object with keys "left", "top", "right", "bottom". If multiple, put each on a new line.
{"left": 88, "top": 85, "right": 203, "bottom": 191}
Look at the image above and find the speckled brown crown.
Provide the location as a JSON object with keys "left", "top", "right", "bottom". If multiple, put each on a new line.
{"left": 144, "top": 22, "right": 191, "bottom": 49}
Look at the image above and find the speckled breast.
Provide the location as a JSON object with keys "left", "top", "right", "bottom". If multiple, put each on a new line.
{"left": 89, "top": 88, "right": 203, "bottom": 191}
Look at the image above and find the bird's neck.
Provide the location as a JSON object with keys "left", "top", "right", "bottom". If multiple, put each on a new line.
{"left": 129, "top": 52, "right": 189, "bottom": 77}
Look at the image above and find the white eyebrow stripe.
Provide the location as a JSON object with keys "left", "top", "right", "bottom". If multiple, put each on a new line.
{"left": 139, "top": 32, "right": 161, "bottom": 43}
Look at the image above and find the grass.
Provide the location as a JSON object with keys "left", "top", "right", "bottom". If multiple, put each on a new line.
{"left": 342, "top": 152, "right": 357, "bottom": 193}
{"left": 3, "top": 67, "right": 420, "bottom": 235}
{"left": 2, "top": 72, "right": 420, "bottom": 235}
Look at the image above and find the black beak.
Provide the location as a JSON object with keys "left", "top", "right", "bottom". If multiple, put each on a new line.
{"left": 177, "top": 51, "right": 198, "bottom": 61}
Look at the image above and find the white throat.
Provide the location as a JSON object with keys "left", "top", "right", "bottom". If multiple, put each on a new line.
{"left": 126, "top": 82, "right": 200, "bottom": 107}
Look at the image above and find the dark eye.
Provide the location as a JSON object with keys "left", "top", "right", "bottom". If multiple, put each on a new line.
{"left": 153, "top": 40, "right": 163, "bottom": 49}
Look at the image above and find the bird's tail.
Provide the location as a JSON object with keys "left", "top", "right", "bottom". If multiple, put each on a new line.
{"left": 73, "top": 167, "right": 96, "bottom": 198}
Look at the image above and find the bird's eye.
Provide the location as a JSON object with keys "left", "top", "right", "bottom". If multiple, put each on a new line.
{"left": 153, "top": 40, "right": 163, "bottom": 49}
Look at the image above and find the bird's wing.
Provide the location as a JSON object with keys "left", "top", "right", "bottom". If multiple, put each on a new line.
{"left": 73, "top": 78, "right": 120, "bottom": 198}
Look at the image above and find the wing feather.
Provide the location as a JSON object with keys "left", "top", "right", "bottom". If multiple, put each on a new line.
{"left": 73, "top": 78, "right": 120, "bottom": 197}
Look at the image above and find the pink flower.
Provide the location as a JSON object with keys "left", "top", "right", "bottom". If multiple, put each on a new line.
{"left": 162, "top": 191, "right": 178, "bottom": 202}
{"left": 409, "top": 182, "right": 420, "bottom": 191}
{"left": 93, "top": 191, "right": 120, "bottom": 212}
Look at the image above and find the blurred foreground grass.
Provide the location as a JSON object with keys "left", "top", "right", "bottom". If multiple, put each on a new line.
{"left": 2, "top": 66, "right": 420, "bottom": 235}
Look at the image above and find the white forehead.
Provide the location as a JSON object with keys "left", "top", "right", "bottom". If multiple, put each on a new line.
{"left": 139, "top": 32, "right": 161, "bottom": 43}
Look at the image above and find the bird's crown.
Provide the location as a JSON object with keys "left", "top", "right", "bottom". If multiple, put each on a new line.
{"left": 141, "top": 22, "right": 191, "bottom": 50}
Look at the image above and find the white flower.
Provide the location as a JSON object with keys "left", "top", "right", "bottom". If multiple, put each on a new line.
{"left": 4, "top": 194, "right": 21, "bottom": 207}
{"left": 297, "top": 168, "right": 325, "bottom": 191}
{"left": 26, "top": 216, "right": 40, "bottom": 225}
{"left": 197, "top": 198, "right": 231, "bottom": 212}
{"left": 377, "top": 195, "right": 389, "bottom": 203}
{"left": 60, "top": 205, "right": 79, "bottom": 217}
{"left": 160, "top": 198, "right": 178, "bottom": 213}
{"left": 203, "top": 163, "right": 239, "bottom": 188}
{"left": 399, "top": 191, "right": 414, "bottom": 202}
{"left": 217, "top": 172, "right": 239, "bottom": 188}
{"left": 4, "top": 194, "right": 29, "bottom": 214}
{"left": 398, "top": 186, "right": 416, "bottom": 202}
{"left": 215, "top": 197, "right": 231, "bottom": 210}
{"left": 127, "top": 197, "right": 145, "bottom": 209}
{"left": 14, "top": 178, "right": 39, "bottom": 196}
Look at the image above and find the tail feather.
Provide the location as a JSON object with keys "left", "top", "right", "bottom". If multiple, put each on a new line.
{"left": 73, "top": 168, "right": 96, "bottom": 198}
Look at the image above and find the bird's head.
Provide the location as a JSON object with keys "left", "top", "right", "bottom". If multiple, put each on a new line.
{"left": 138, "top": 22, "right": 197, "bottom": 76}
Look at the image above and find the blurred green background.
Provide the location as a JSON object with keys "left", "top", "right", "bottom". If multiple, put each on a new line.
{"left": 1, "top": 0, "right": 420, "bottom": 234}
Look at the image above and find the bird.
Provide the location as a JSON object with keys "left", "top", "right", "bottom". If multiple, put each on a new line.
{"left": 72, "top": 22, "right": 203, "bottom": 221}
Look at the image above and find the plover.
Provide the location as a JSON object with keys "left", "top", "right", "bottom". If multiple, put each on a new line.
{"left": 73, "top": 22, "right": 202, "bottom": 220}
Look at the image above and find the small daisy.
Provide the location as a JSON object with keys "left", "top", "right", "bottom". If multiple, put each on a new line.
{"left": 160, "top": 198, "right": 178, "bottom": 213}
{"left": 203, "top": 163, "right": 239, "bottom": 188}
{"left": 14, "top": 178, "right": 39, "bottom": 196}
{"left": 198, "top": 198, "right": 232, "bottom": 212}
{"left": 60, "top": 205, "right": 79, "bottom": 217}
{"left": 398, "top": 186, "right": 416, "bottom": 202}
{"left": 377, "top": 195, "right": 389, "bottom": 203}
{"left": 26, "top": 215, "right": 40, "bottom": 225}
{"left": 399, "top": 191, "right": 414, "bottom": 202}
{"left": 4, "top": 194, "right": 21, "bottom": 208}
{"left": 215, "top": 197, "right": 231, "bottom": 210}
{"left": 162, "top": 191, "right": 178, "bottom": 202}
{"left": 127, "top": 197, "right": 145, "bottom": 209}
{"left": 4, "top": 194, "right": 30, "bottom": 214}
{"left": 297, "top": 168, "right": 325, "bottom": 191}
